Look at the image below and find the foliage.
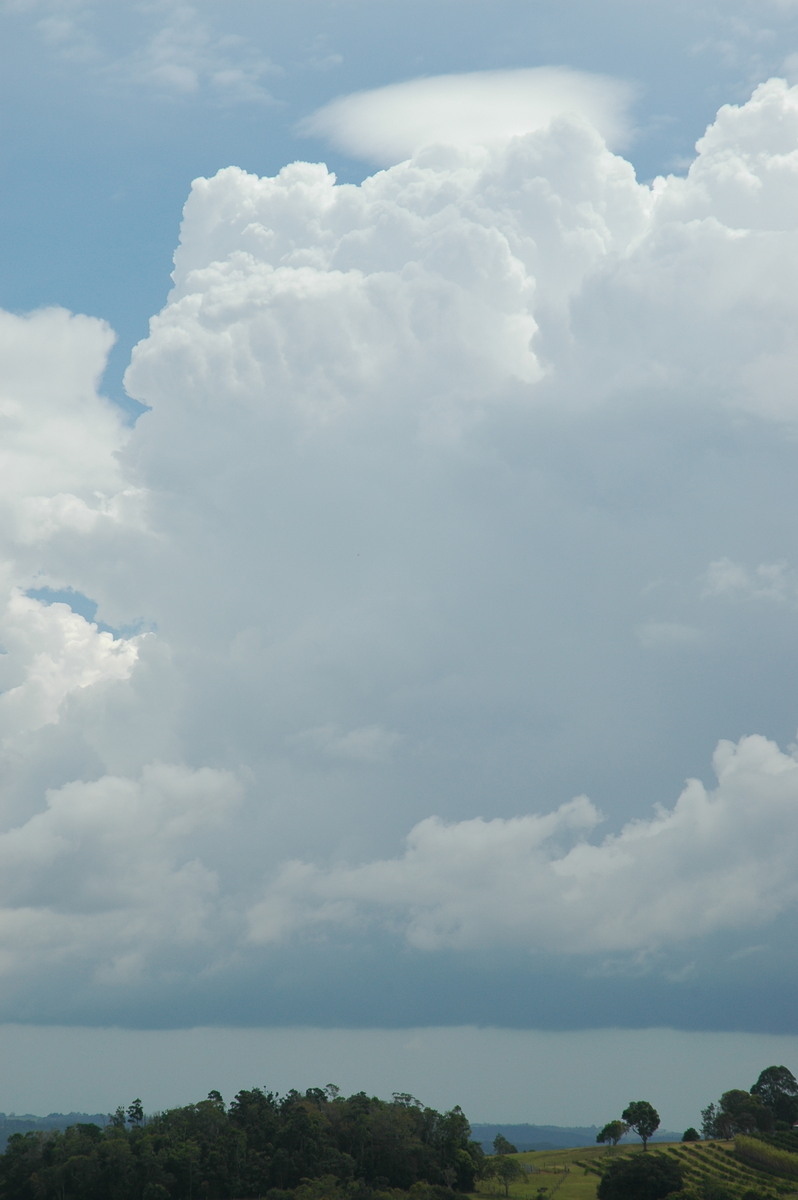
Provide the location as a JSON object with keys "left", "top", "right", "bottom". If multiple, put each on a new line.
{"left": 494, "top": 1134, "right": 519, "bottom": 1156}
{"left": 127, "top": 1099, "right": 144, "bottom": 1127}
{"left": 484, "top": 1155, "right": 526, "bottom": 1195}
{"left": 0, "top": 1088, "right": 484, "bottom": 1200}
{"left": 682, "top": 1128, "right": 700, "bottom": 1142}
{"left": 701, "top": 1066, "right": 798, "bottom": 1141}
{"left": 701, "top": 1104, "right": 721, "bottom": 1140}
{"left": 621, "top": 1103, "right": 660, "bottom": 1152}
{"left": 596, "top": 1123, "right": 627, "bottom": 1147}
{"left": 751, "top": 1068, "right": 798, "bottom": 1128}
{"left": 597, "top": 1153, "right": 683, "bottom": 1200}
{"left": 700, "top": 1092, "right": 774, "bottom": 1139}
{"left": 726, "top": 1092, "right": 772, "bottom": 1136}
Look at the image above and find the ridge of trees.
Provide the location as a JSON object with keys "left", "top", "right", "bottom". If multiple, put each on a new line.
{"left": 701, "top": 1067, "right": 798, "bottom": 1139}
{"left": 0, "top": 1086, "right": 485, "bottom": 1200}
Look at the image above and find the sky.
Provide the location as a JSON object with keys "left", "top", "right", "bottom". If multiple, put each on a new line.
{"left": 2, "top": 0, "right": 798, "bottom": 1134}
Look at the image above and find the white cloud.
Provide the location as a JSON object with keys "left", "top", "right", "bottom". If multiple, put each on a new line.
{"left": 300, "top": 67, "right": 636, "bottom": 165}
{"left": 248, "top": 734, "right": 798, "bottom": 956}
{"left": 2, "top": 0, "right": 277, "bottom": 101}
{"left": 0, "top": 592, "right": 139, "bottom": 738}
{"left": 0, "top": 307, "right": 144, "bottom": 752}
{"left": 5, "top": 75, "right": 798, "bottom": 1022}
{"left": 122, "top": 3, "right": 276, "bottom": 102}
{"left": 0, "top": 763, "right": 242, "bottom": 983}
{"left": 703, "top": 557, "right": 798, "bottom": 602}
{"left": 655, "top": 78, "right": 798, "bottom": 231}
{"left": 0, "top": 308, "right": 122, "bottom": 512}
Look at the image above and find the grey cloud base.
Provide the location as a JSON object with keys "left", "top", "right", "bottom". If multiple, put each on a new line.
{"left": 6, "top": 922, "right": 798, "bottom": 1033}
{"left": 2, "top": 80, "right": 798, "bottom": 1032}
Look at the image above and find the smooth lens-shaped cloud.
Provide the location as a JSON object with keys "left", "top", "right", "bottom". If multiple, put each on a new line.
{"left": 300, "top": 67, "right": 636, "bottom": 164}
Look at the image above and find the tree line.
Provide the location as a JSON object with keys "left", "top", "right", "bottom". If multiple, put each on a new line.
{"left": 0, "top": 1086, "right": 485, "bottom": 1200}
{"left": 594, "top": 1065, "right": 798, "bottom": 1153}
{"left": 591, "top": 1066, "right": 798, "bottom": 1200}
{"left": 700, "top": 1066, "right": 798, "bottom": 1139}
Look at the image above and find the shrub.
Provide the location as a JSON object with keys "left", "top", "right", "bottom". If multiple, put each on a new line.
{"left": 598, "top": 1154, "right": 684, "bottom": 1200}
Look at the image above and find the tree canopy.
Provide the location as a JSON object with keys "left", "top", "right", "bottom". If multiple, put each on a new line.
{"left": 699, "top": 1065, "right": 798, "bottom": 1140}
{"left": 621, "top": 1102, "right": 660, "bottom": 1151}
{"left": 0, "top": 1087, "right": 484, "bottom": 1200}
{"left": 597, "top": 1121, "right": 627, "bottom": 1147}
{"left": 597, "top": 1154, "right": 683, "bottom": 1200}
{"left": 751, "top": 1067, "right": 798, "bottom": 1127}
{"left": 484, "top": 1154, "right": 525, "bottom": 1195}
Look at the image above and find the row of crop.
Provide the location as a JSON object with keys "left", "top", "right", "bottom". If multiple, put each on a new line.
{"left": 668, "top": 1144, "right": 764, "bottom": 1180}
{"left": 587, "top": 1141, "right": 798, "bottom": 1200}
{"left": 593, "top": 1148, "right": 765, "bottom": 1199}
{"left": 734, "top": 1138, "right": 798, "bottom": 1182}
{"left": 641, "top": 1143, "right": 787, "bottom": 1200}
{"left": 756, "top": 1135, "right": 798, "bottom": 1156}
{"left": 702, "top": 1144, "right": 768, "bottom": 1183}
{"left": 669, "top": 1151, "right": 766, "bottom": 1194}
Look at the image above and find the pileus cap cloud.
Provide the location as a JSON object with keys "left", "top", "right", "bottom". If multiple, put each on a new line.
{"left": 299, "top": 67, "right": 636, "bottom": 165}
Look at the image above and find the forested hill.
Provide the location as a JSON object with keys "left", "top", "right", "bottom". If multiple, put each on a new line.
{"left": 0, "top": 1087, "right": 484, "bottom": 1200}
{"left": 470, "top": 1123, "right": 682, "bottom": 1151}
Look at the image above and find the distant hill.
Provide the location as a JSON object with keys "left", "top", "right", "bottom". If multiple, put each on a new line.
{"left": 470, "top": 1122, "right": 682, "bottom": 1152}
{"left": 0, "top": 1112, "right": 108, "bottom": 1151}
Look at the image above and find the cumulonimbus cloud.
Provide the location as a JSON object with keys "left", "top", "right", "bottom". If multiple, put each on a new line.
{"left": 2, "top": 79, "right": 798, "bottom": 1025}
{"left": 299, "top": 67, "right": 636, "bottom": 165}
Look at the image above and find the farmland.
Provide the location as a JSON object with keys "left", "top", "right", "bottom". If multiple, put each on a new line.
{"left": 477, "top": 1138, "right": 798, "bottom": 1200}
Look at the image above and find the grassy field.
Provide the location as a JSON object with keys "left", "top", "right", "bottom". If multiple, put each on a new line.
{"left": 476, "top": 1143, "right": 625, "bottom": 1200}
{"left": 476, "top": 1140, "right": 798, "bottom": 1200}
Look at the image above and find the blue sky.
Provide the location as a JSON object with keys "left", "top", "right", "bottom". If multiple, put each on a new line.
{"left": 2, "top": 0, "right": 791, "bottom": 391}
{"left": 3, "top": 0, "right": 798, "bottom": 1130}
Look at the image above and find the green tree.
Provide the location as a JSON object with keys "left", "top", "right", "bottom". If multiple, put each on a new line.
{"left": 621, "top": 1101, "right": 660, "bottom": 1151}
{"left": 682, "top": 1127, "right": 700, "bottom": 1142}
{"left": 717, "top": 1090, "right": 772, "bottom": 1136}
{"left": 701, "top": 1102, "right": 720, "bottom": 1140}
{"left": 485, "top": 1154, "right": 525, "bottom": 1196}
{"left": 126, "top": 1099, "right": 144, "bottom": 1128}
{"left": 108, "top": 1106, "right": 126, "bottom": 1131}
{"left": 751, "top": 1066, "right": 798, "bottom": 1126}
{"left": 597, "top": 1121, "right": 627, "bottom": 1147}
{"left": 598, "top": 1153, "right": 683, "bottom": 1200}
{"left": 493, "top": 1133, "right": 518, "bottom": 1155}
